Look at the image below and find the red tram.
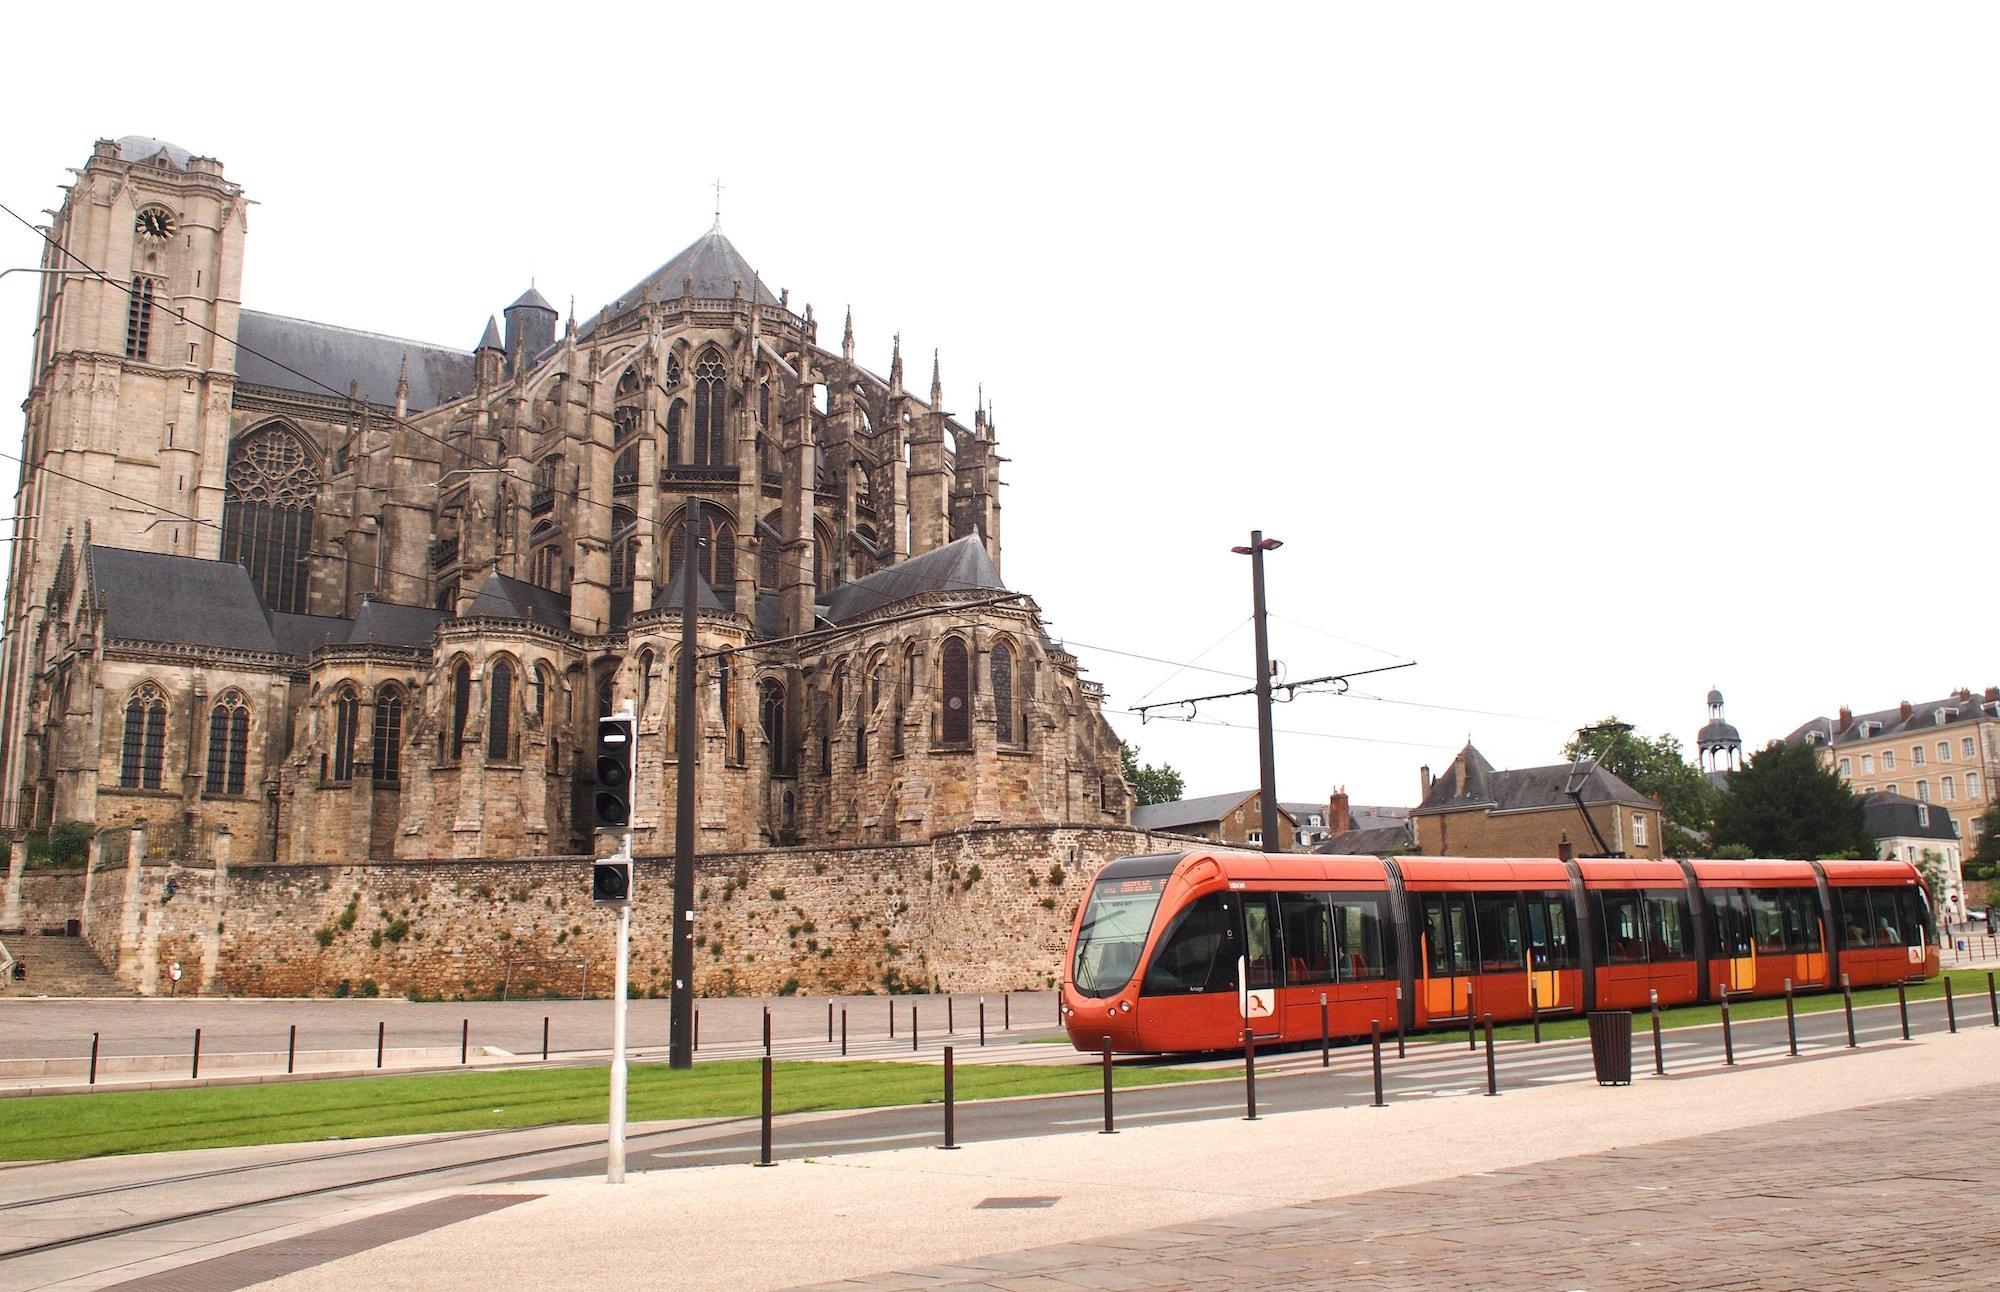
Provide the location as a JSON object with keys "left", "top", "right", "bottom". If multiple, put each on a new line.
{"left": 1061, "top": 851, "right": 1938, "bottom": 1054}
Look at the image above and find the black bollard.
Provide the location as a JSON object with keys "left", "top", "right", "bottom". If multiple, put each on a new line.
{"left": 1843, "top": 974, "right": 1857, "bottom": 1046}
{"left": 1320, "top": 993, "right": 1330, "bottom": 1068}
{"left": 89, "top": 1031, "right": 99, "bottom": 1086}
{"left": 1530, "top": 979, "right": 1541, "bottom": 1044}
{"left": 542, "top": 1016, "right": 549, "bottom": 1062}
{"left": 948, "top": 996, "right": 955, "bottom": 1034}
{"left": 192, "top": 1027, "right": 202, "bottom": 1080}
{"left": 1650, "top": 991, "right": 1664, "bottom": 1076}
{"left": 763, "top": 1006, "right": 771, "bottom": 1056}
{"left": 1100, "top": 1037, "right": 1116, "bottom": 1134}
{"left": 460, "top": 1018, "right": 468, "bottom": 1065}
{"left": 940, "top": 1046, "right": 960, "bottom": 1150}
{"left": 694, "top": 1008, "right": 700, "bottom": 1052}
{"left": 1243, "top": 1026, "right": 1259, "bottom": 1121}
{"left": 1897, "top": 981, "right": 1911, "bottom": 1039}
{"left": 1396, "top": 993, "right": 1406, "bottom": 1059}
{"left": 1721, "top": 988, "right": 1735, "bottom": 1066}
{"left": 288, "top": 1023, "right": 298, "bottom": 1074}
{"left": 1784, "top": 979, "right": 1798, "bottom": 1056}
{"left": 828, "top": 999, "right": 834, "bottom": 1043}
{"left": 1370, "top": 1020, "right": 1385, "bottom": 1107}
{"left": 840, "top": 1008, "right": 848, "bottom": 1057}
{"left": 1466, "top": 983, "right": 1477, "bottom": 1051}
{"left": 1004, "top": 993, "right": 1010, "bottom": 1031}
{"left": 889, "top": 997, "right": 895, "bottom": 1038}
{"left": 979, "top": 998, "right": 986, "bottom": 1047}
{"left": 377, "top": 1020, "right": 385, "bottom": 1069}
{"left": 1989, "top": 972, "right": 1998, "bottom": 1028}
{"left": 912, "top": 1004, "right": 918, "bottom": 1052}
{"left": 756, "top": 1054, "right": 775, "bottom": 1167}
{"left": 1483, "top": 1015, "right": 1497, "bottom": 1096}
{"left": 1944, "top": 977, "right": 1957, "bottom": 1034}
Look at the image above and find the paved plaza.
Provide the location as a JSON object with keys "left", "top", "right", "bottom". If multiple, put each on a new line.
{"left": 161, "top": 1026, "right": 2000, "bottom": 1291}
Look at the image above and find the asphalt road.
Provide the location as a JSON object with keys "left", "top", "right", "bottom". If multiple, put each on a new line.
{"left": 0, "top": 992, "right": 1974, "bottom": 1290}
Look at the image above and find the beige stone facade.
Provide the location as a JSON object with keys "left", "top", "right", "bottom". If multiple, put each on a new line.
{"left": 1411, "top": 742, "right": 1663, "bottom": 860}
{"left": 1, "top": 137, "right": 1132, "bottom": 867}
{"left": 1797, "top": 691, "right": 2000, "bottom": 854}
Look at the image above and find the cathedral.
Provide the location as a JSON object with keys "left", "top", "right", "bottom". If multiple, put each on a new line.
{"left": 1, "top": 136, "right": 1132, "bottom": 864}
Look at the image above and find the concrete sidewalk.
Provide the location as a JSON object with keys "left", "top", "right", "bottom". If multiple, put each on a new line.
{"left": 221, "top": 1022, "right": 2000, "bottom": 1291}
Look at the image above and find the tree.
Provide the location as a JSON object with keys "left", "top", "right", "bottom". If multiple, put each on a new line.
{"left": 1562, "top": 717, "right": 1718, "bottom": 856}
{"left": 1709, "top": 739, "right": 1873, "bottom": 860}
{"left": 1971, "top": 803, "right": 2000, "bottom": 877}
{"left": 1120, "top": 741, "right": 1186, "bottom": 807}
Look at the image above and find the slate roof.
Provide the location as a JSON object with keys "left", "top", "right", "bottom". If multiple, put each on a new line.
{"left": 592, "top": 227, "right": 779, "bottom": 332}
{"left": 1315, "top": 824, "right": 1415, "bottom": 856}
{"left": 1415, "top": 742, "right": 1655, "bottom": 815}
{"left": 1863, "top": 791, "right": 1958, "bottom": 842}
{"left": 90, "top": 547, "right": 277, "bottom": 652}
{"left": 235, "top": 310, "right": 476, "bottom": 412}
{"left": 88, "top": 547, "right": 446, "bottom": 657}
{"left": 465, "top": 572, "right": 572, "bottom": 630}
{"left": 819, "top": 536, "right": 1005, "bottom": 624}
{"left": 1132, "top": 790, "right": 1295, "bottom": 833}
{"left": 508, "top": 286, "right": 556, "bottom": 314}
{"left": 475, "top": 317, "right": 504, "bottom": 351}
{"left": 115, "top": 135, "right": 194, "bottom": 170}
{"left": 1788, "top": 692, "right": 2000, "bottom": 748}
{"left": 654, "top": 571, "right": 728, "bottom": 614}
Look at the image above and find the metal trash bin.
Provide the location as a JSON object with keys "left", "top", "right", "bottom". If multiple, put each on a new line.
{"left": 1587, "top": 1010, "right": 1632, "bottom": 1086}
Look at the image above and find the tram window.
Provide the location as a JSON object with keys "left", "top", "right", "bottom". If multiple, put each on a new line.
{"left": 1141, "top": 894, "right": 1238, "bottom": 996}
{"left": 1837, "top": 888, "right": 1872, "bottom": 949}
{"left": 1905, "top": 888, "right": 1936, "bottom": 945}
{"left": 1645, "top": 894, "right": 1691, "bottom": 961}
{"left": 1527, "top": 894, "right": 1577, "bottom": 969}
{"left": 1782, "top": 890, "right": 1822, "bottom": 953}
{"left": 1870, "top": 886, "right": 1903, "bottom": 947}
{"left": 1745, "top": 890, "right": 1788, "bottom": 952}
{"left": 1596, "top": 891, "right": 1647, "bottom": 965}
{"left": 1244, "top": 894, "right": 1279, "bottom": 990}
{"left": 1707, "top": 890, "right": 1752, "bottom": 959}
{"left": 1279, "top": 892, "right": 1335, "bottom": 986}
{"left": 1331, "top": 893, "right": 1388, "bottom": 980}
{"left": 1421, "top": 894, "right": 1473, "bottom": 977}
{"left": 1473, "top": 894, "right": 1524, "bottom": 972}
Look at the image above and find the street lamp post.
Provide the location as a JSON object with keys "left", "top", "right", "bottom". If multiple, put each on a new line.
{"left": 1231, "top": 532, "right": 1283, "bottom": 852}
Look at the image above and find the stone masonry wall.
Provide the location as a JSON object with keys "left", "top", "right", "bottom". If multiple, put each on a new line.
{"left": 12, "top": 824, "right": 1200, "bottom": 998}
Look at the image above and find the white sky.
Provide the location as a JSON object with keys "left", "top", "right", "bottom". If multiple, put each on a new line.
{"left": 2, "top": 2, "right": 1995, "bottom": 810}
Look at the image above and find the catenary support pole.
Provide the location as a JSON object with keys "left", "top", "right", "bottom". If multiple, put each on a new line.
{"left": 460, "top": 1018, "right": 468, "bottom": 1065}
{"left": 1238, "top": 529, "right": 1283, "bottom": 853}
{"left": 669, "top": 496, "right": 700, "bottom": 1071}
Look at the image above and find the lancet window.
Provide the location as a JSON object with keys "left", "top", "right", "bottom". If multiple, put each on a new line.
{"left": 222, "top": 424, "right": 320, "bottom": 614}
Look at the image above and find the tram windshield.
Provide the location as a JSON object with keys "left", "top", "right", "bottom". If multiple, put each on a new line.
{"left": 1072, "top": 874, "right": 1168, "bottom": 996}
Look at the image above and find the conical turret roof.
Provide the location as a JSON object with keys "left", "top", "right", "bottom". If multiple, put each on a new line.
{"left": 508, "top": 286, "right": 556, "bottom": 314}
{"left": 597, "top": 227, "right": 780, "bottom": 324}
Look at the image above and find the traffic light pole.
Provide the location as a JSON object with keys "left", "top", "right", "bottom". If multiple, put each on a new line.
{"left": 608, "top": 830, "right": 631, "bottom": 1184}
{"left": 670, "top": 496, "right": 700, "bottom": 1070}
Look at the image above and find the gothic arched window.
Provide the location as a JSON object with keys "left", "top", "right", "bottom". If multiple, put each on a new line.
{"left": 940, "top": 638, "right": 970, "bottom": 745}
{"left": 610, "top": 507, "right": 637, "bottom": 592}
{"left": 331, "top": 686, "right": 360, "bottom": 782}
{"left": 693, "top": 348, "right": 727, "bottom": 466}
{"left": 373, "top": 686, "right": 403, "bottom": 784}
{"left": 666, "top": 399, "right": 685, "bottom": 465}
{"left": 664, "top": 509, "right": 736, "bottom": 602}
{"left": 121, "top": 683, "right": 168, "bottom": 789}
{"left": 488, "top": 660, "right": 514, "bottom": 761}
{"left": 530, "top": 522, "right": 562, "bottom": 591}
{"left": 992, "top": 640, "right": 1015, "bottom": 745}
{"left": 205, "top": 692, "right": 250, "bottom": 795}
{"left": 759, "top": 678, "right": 786, "bottom": 774}
{"left": 451, "top": 660, "right": 472, "bottom": 759}
{"left": 638, "top": 648, "right": 655, "bottom": 712}
{"left": 222, "top": 423, "right": 320, "bottom": 614}
{"left": 534, "top": 663, "right": 555, "bottom": 722}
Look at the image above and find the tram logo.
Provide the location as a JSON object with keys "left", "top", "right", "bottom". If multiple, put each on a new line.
{"left": 1242, "top": 989, "right": 1275, "bottom": 1019}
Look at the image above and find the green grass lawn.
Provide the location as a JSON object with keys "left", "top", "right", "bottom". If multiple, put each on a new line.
{"left": 1, "top": 1059, "right": 1206, "bottom": 1163}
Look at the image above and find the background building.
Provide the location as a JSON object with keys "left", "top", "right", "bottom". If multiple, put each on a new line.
{"left": 1861, "top": 790, "right": 1965, "bottom": 920}
{"left": 1412, "top": 742, "right": 1661, "bottom": 859}
{"left": 1132, "top": 789, "right": 1296, "bottom": 850}
{"left": 1790, "top": 689, "right": 2000, "bottom": 857}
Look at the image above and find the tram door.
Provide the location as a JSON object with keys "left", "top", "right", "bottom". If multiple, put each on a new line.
{"left": 1419, "top": 893, "right": 1474, "bottom": 1020}
{"left": 1240, "top": 894, "right": 1281, "bottom": 1036}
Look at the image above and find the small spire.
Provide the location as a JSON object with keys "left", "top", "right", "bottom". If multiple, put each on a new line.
{"left": 842, "top": 306, "right": 854, "bottom": 355}
{"left": 889, "top": 332, "right": 903, "bottom": 393}
{"left": 476, "top": 316, "right": 503, "bottom": 352}
{"left": 930, "top": 349, "right": 942, "bottom": 405}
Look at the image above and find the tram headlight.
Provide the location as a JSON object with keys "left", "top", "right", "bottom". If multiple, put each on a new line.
{"left": 1119, "top": 1001, "right": 1131, "bottom": 1013}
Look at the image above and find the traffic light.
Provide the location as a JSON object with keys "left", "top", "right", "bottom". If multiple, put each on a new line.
{"left": 595, "top": 715, "right": 634, "bottom": 829}
{"left": 593, "top": 858, "right": 633, "bottom": 905}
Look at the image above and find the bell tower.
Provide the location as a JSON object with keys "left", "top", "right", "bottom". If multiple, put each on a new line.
{"left": 0, "top": 136, "right": 247, "bottom": 826}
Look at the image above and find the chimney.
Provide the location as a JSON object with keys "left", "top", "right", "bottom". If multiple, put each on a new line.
{"left": 1558, "top": 834, "right": 1574, "bottom": 863}
{"left": 1327, "top": 786, "right": 1353, "bottom": 836}
{"left": 1837, "top": 705, "right": 1853, "bottom": 733}
{"left": 1899, "top": 700, "right": 1913, "bottom": 722}
{"left": 1986, "top": 686, "right": 1998, "bottom": 703}
{"left": 1956, "top": 687, "right": 1973, "bottom": 702}
{"left": 1420, "top": 765, "right": 1433, "bottom": 798}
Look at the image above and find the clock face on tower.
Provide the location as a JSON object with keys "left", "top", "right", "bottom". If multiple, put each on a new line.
{"left": 135, "top": 207, "right": 175, "bottom": 242}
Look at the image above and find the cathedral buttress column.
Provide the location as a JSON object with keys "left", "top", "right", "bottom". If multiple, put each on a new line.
{"left": 906, "top": 353, "right": 950, "bottom": 556}
{"left": 779, "top": 353, "right": 817, "bottom": 638}
{"left": 569, "top": 352, "right": 613, "bottom": 635}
